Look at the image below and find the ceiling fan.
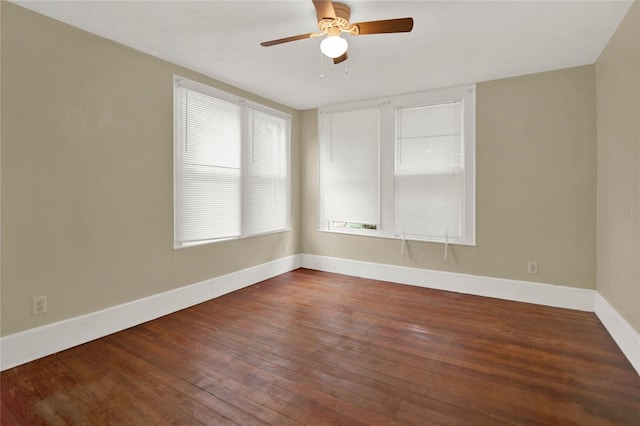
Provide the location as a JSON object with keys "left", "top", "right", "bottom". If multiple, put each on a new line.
{"left": 260, "top": 0, "right": 414, "bottom": 64}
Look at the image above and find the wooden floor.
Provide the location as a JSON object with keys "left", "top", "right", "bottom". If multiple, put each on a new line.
{"left": 2, "top": 269, "right": 640, "bottom": 425}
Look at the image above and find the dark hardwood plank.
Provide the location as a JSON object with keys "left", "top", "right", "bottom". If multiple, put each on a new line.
{"left": 150, "top": 300, "right": 507, "bottom": 425}
{"left": 86, "top": 339, "right": 268, "bottom": 426}
{"left": 181, "top": 297, "right": 603, "bottom": 424}
{"left": 55, "top": 341, "right": 232, "bottom": 425}
{"left": 2, "top": 268, "right": 639, "bottom": 425}
{"left": 1, "top": 373, "right": 49, "bottom": 426}
{"left": 1, "top": 355, "right": 127, "bottom": 425}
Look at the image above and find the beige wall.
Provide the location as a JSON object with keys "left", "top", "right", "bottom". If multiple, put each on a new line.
{"left": 2, "top": 2, "right": 622, "bottom": 339}
{"left": 302, "top": 65, "right": 597, "bottom": 289}
{"left": 0, "top": 3, "right": 301, "bottom": 335}
{"left": 596, "top": 1, "right": 640, "bottom": 333}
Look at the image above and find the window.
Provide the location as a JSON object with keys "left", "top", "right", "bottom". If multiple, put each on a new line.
{"left": 174, "top": 77, "right": 290, "bottom": 248}
{"left": 319, "top": 85, "right": 475, "bottom": 245}
{"left": 320, "top": 106, "right": 380, "bottom": 234}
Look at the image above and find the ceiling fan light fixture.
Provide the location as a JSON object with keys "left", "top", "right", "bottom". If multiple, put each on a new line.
{"left": 320, "top": 35, "right": 348, "bottom": 58}
{"left": 260, "top": 1, "right": 414, "bottom": 64}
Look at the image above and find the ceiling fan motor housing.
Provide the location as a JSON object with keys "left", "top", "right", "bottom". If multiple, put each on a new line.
{"left": 318, "top": 3, "right": 352, "bottom": 34}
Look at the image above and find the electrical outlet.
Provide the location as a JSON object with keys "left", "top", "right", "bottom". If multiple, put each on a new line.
{"left": 527, "top": 261, "right": 538, "bottom": 275}
{"left": 32, "top": 296, "right": 47, "bottom": 316}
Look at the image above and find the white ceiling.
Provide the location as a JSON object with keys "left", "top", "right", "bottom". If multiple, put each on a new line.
{"left": 13, "top": 0, "right": 633, "bottom": 110}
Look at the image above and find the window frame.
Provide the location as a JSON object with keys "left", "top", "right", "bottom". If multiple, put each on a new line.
{"left": 173, "top": 76, "right": 291, "bottom": 249}
{"left": 318, "top": 84, "right": 476, "bottom": 246}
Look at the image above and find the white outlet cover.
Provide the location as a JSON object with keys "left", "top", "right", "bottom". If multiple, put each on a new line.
{"left": 32, "top": 296, "right": 47, "bottom": 316}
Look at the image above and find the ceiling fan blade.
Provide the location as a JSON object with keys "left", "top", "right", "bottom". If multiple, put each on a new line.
{"left": 352, "top": 18, "right": 414, "bottom": 35}
{"left": 333, "top": 51, "right": 348, "bottom": 64}
{"left": 312, "top": 0, "right": 336, "bottom": 20}
{"left": 260, "top": 33, "right": 315, "bottom": 47}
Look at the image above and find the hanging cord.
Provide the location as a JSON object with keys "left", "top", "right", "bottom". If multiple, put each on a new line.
{"left": 400, "top": 225, "right": 409, "bottom": 257}
{"left": 444, "top": 231, "right": 449, "bottom": 260}
{"left": 320, "top": 50, "right": 324, "bottom": 79}
{"left": 400, "top": 196, "right": 407, "bottom": 256}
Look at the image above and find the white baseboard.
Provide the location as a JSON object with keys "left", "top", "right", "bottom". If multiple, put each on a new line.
{"left": 594, "top": 292, "right": 640, "bottom": 375}
{"left": 300, "top": 254, "right": 595, "bottom": 311}
{"left": 300, "top": 254, "right": 640, "bottom": 375}
{"left": 0, "top": 255, "right": 301, "bottom": 371}
{"left": 3, "top": 253, "right": 638, "bottom": 376}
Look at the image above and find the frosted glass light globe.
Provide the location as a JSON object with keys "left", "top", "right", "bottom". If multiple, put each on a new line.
{"left": 320, "top": 36, "right": 348, "bottom": 58}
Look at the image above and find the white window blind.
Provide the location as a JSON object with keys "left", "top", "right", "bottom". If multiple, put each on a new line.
{"left": 246, "top": 109, "right": 289, "bottom": 235}
{"left": 320, "top": 107, "right": 380, "bottom": 229}
{"left": 395, "top": 102, "right": 464, "bottom": 241}
{"left": 174, "top": 77, "right": 290, "bottom": 248}
{"left": 318, "top": 85, "right": 475, "bottom": 245}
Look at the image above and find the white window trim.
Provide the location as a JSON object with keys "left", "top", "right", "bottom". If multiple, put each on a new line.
{"left": 318, "top": 84, "right": 476, "bottom": 246}
{"left": 173, "top": 76, "right": 292, "bottom": 249}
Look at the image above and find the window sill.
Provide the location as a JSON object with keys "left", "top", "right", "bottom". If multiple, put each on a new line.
{"left": 317, "top": 228, "right": 476, "bottom": 247}
{"left": 174, "top": 227, "right": 291, "bottom": 250}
